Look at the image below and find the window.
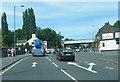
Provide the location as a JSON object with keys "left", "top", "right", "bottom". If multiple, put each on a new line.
{"left": 32, "top": 42, "right": 34, "bottom": 45}
{"left": 116, "top": 38, "right": 119, "bottom": 44}
{"left": 102, "top": 42, "right": 105, "bottom": 47}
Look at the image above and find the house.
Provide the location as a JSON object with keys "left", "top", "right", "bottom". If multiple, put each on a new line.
{"left": 26, "top": 34, "right": 38, "bottom": 46}
{"left": 16, "top": 40, "right": 27, "bottom": 46}
{"left": 95, "top": 22, "right": 120, "bottom": 51}
{"left": 16, "top": 34, "right": 47, "bottom": 49}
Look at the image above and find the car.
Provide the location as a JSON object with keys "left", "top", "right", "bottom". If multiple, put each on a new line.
{"left": 45, "top": 49, "right": 51, "bottom": 54}
{"left": 56, "top": 48, "right": 75, "bottom": 61}
{"left": 74, "top": 48, "right": 80, "bottom": 52}
{"left": 32, "top": 48, "right": 45, "bottom": 57}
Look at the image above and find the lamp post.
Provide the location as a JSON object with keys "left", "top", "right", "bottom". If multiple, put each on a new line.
{"left": 14, "top": 5, "right": 24, "bottom": 56}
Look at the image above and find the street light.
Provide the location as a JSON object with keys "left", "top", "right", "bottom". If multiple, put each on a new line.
{"left": 14, "top": 5, "right": 24, "bottom": 56}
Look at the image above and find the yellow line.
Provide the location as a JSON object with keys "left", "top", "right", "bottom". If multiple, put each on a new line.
{"left": 0, "top": 57, "right": 28, "bottom": 76}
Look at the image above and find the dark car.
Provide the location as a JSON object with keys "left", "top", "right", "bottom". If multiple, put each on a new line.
{"left": 56, "top": 48, "right": 75, "bottom": 61}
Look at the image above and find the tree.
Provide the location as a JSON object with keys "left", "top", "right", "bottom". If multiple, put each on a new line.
{"left": 36, "top": 28, "right": 64, "bottom": 48}
{"left": 15, "top": 28, "right": 22, "bottom": 40}
{"left": 1, "top": 12, "right": 13, "bottom": 47}
{"left": 28, "top": 8, "right": 36, "bottom": 35}
{"left": 22, "top": 9, "right": 29, "bottom": 40}
{"left": 113, "top": 20, "right": 120, "bottom": 28}
{"left": 1, "top": 12, "right": 8, "bottom": 35}
{"left": 22, "top": 8, "right": 36, "bottom": 40}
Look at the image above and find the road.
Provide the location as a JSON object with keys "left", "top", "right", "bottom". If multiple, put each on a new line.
{"left": 1, "top": 51, "right": 118, "bottom": 81}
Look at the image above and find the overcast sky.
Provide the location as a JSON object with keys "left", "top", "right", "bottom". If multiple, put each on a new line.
{"left": 0, "top": 0, "right": 119, "bottom": 39}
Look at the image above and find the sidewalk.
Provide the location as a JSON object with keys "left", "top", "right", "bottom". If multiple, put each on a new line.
{"left": 0, "top": 54, "right": 31, "bottom": 70}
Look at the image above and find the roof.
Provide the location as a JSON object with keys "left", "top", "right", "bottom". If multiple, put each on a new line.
{"left": 96, "top": 22, "right": 120, "bottom": 37}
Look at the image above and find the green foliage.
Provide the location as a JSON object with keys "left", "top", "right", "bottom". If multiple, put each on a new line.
{"left": 1, "top": 12, "right": 13, "bottom": 47}
{"left": 113, "top": 20, "right": 120, "bottom": 28}
{"left": 36, "top": 27, "right": 64, "bottom": 48}
{"left": 22, "top": 8, "right": 36, "bottom": 40}
{"left": 1, "top": 12, "right": 8, "bottom": 35}
{"left": 15, "top": 28, "right": 23, "bottom": 40}
{"left": 25, "top": 42, "right": 30, "bottom": 49}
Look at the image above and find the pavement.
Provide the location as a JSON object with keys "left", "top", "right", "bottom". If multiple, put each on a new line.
{"left": 0, "top": 54, "right": 31, "bottom": 70}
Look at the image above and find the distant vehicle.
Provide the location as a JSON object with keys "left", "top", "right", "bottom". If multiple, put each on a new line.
{"left": 32, "top": 39, "right": 45, "bottom": 56}
{"left": 74, "top": 48, "right": 80, "bottom": 52}
{"left": 32, "top": 48, "right": 45, "bottom": 56}
{"left": 56, "top": 48, "right": 75, "bottom": 61}
{"left": 46, "top": 49, "right": 51, "bottom": 54}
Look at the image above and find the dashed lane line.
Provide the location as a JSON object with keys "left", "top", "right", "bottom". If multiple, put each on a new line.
{"left": 105, "top": 67, "right": 114, "bottom": 70}
{"left": 52, "top": 62, "right": 58, "bottom": 68}
{"left": 46, "top": 57, "right": 79, "bottom": 82}
{"left": 60, "top": 69, "right": 79, "bottom": 82}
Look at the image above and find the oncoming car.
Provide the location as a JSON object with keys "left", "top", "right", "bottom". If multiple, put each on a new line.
{"left": 56, "top": 48, "right": 75, "bottom": 61}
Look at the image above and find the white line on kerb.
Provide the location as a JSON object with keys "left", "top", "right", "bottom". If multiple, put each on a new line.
{"left": 0, "top": 57, "right": 28, "bottom": 75}
{"left": 52, "top": 62, "right": 58, "bottom": 67}
{"left": 60, "top": 69, "right": 79, "bottom": 82}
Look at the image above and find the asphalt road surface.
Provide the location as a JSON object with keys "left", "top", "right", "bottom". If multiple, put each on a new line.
{"left": 1, "top": 51, "right": 118, "bottom": 81}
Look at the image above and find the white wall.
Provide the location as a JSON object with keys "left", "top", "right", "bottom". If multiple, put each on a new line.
{"left": 99, "top": 40, "right": 119, "bottom": 51}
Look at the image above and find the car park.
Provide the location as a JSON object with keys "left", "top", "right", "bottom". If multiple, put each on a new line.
{"left": 56, "top": 48, "right": 75, "bottom": 61}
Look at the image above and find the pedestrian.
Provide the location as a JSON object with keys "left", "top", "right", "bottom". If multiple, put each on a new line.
{"left": 11, "top": 48, "right": 14, "bottom": 57}
{"left": 25, "top": 48, "right": 27, "bottom": 54}
{"left": 7, "top": 48, "right": 11, "bottom": 57}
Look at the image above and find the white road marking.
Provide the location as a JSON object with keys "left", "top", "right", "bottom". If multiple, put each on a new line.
{"left": 68, "top": 62, "right": 98, "bottom": 73}
{"left": 46, "top": 57, "right": 52, "bottom": 62}
{"left": 32, "top": 62, "right": 38, "bottom": 68}
{"left": 85, "top": 62, "right": 88, "bottom": 64}
{"left": 0, "top": 57, "right": 29, "bottom": 76}
{"left": 46, "top": 57, "right": 58, "bottom": 67}
{"left": 105, "top": 67, "right": 114, "bottom": 70}
{"left": 52, "top": 62, "right": 58, "bottom": 67}
{"left": 88, "top": 63, "right": 96, "bottom": 70}
{"left": 60, "top": 69, "right": 79, "bottom": 82}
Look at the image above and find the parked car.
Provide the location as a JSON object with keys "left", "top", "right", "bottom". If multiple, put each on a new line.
{"left": 56, "top": 48, "right": 75, "bottom": 61}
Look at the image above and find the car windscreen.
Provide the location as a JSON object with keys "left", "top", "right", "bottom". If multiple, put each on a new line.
{"left": 61, "top": 49, "right": 73, "bottom": 52}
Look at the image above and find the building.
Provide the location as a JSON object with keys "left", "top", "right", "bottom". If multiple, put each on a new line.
{"left": 95, "top": 22, "right": 120, "bottom": 51}
{"left": 16, "top": 40, "right": 27, "bottom": 46}
{"left": 26, "top": 34, "right": 38, "bottom": 46}
{"left": 16, "top": 34, "right": 47, "bottom": 49}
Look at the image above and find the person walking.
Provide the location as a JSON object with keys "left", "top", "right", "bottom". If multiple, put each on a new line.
{"left": 7, "top": 48, "right": 11, "bottom": 57}
{"left": 11, "top": 48, "right": 14, "bottom": 57}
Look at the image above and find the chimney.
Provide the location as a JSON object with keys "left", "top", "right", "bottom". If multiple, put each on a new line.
{"left": 105, "top": 21, "right": 109, "bottom": 25}
{"left": 32, "top": 34, "right": 36, "bottom": 38}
